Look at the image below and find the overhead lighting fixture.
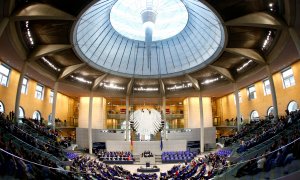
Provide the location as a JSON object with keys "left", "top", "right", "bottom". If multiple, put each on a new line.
{"left": 100, "top": 83, "right": 125, "bottom": 90}
{"left": 262, "top": 31, "right": 273, "bottom": 50}
{"left": 268, "top": 3, "right": 274, "bottom": 11}
{"left": 237, "top": 59, "right": 253, "bottom": 72}
{"left": 41, "top": 57, "right": 61, "bottom": 72}
{"left": 70, "top": 75, "right": 92, "bottom": 84}
{"left": 133, "top": 87, "right": 159, "bottom": 92}
{"left": 201, "top": 76, "right": 224, "bottom": 85}
{"left": 167, "top": 83, "right": 192, "bottom": 91}
{"left": 25, "top": 21, "right": 34, "bottom": 46}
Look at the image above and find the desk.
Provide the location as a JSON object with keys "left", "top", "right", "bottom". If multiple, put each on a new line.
{"left": 103, "top": 160, "right": 134, "bottom": 164}
{"left": 137, "top": 166, "right": 160, "bottom": 173}
{"left": 140, "top": 156, "right": 155, "bottom": 164}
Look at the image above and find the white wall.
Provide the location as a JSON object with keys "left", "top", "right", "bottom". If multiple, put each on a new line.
{"left": 184, "top": 97, "right": 213, "bottom": 128}
{"left": 78, "top": 97, "right": 106, "bottom": 129}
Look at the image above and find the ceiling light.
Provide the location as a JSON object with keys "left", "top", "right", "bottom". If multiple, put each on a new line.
{"left": 133, "top": 87, "right": 159, "bottom": 92}
{"left": 237, "top": 59, "right": 253, "bottom": 72}
{"left": 100, "top": 83, "right": 125, "bottom": 90}
{"left": 70, "top": 75, "right": 92, "bottom": 84}
{"left": 261, "top": 31, "right": 273, "bottom": 50}
{"left": 42, "top": 57, "right": 61, "bottom": 72}
{"left": 201, "top": 76, "right": 223, "bottom": 85}
{"left": 24, "top": 21, "right": 34, "bottom": 46}
{"left": 167, "top": 83, "right": 192, "bottom": 91}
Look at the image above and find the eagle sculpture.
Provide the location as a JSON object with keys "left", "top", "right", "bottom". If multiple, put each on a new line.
{"left": 130, "top": 109, "right": 163, "bottom": 138}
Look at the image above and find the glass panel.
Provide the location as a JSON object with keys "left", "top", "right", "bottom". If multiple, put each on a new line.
{"left": 19, "top": 107, "right": 25, "bottom": 118}
{"left": 250, "top": 111, "right": 259, "bottom": 121}
{"left": 110, "top": 0, "right": 188, "bottom": 41}
{"left": 0, "top": 65, "right": 10, "bottom": 76}
{"left": 282, "top": 68, "right": 293, "bottom": 78}
{"left": 264, "top": 80, "right": 271, "bottom": 95}
{"left": 21, "top": 78, "right": 28, "bottom": 94}
{"left": 1, "top": 76, "right": 7, "bottom": 86}
{"left": 0, "top": 102, "right": 4, "bottom": 113}
{"left": 282, "top": 68, "right": 295, "bottom": 88}
{"left": 288, "top": 101, "right": 298, "bottom": 112}
{"left": 267, "top": 107, "right": 274, "bottom": 116}
{"left": 22, "top": 78, "right": 27, "bottom": 84}
{"left": 36, "top": 85, "right": 43, "bottom": 91}
{"left": 248, "top": 86, "right": 256, "bottom": 99}
{"left": 35, "top": 84, "right": 44, "bottom": 100}
{"left": 284, "top": 79, "right": 291, "bottom": 88}
{"left": 33, "top": 111, "right": 41, "bottom": 120}
{"left": 290, "top": 76, "right": 295, "bottom": 86}
{"left": 0, "top": 65, "right": 9, "bottom": 86}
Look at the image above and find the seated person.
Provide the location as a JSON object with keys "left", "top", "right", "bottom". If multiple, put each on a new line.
{"left": 143, "top": 150, "right": 153, "bottom": 157}
{"left": 250, "top": 154, "right": 266, "bottom": 175}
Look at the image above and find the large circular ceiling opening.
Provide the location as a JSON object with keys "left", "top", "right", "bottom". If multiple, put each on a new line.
{"left": 110, "top": 0, "right": 188, "bottom": 42}
{"left": 73, "top": 0, "right": 226, "bottom": 78}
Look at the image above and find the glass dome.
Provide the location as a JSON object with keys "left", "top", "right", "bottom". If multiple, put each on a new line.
{"left": 73, "top": 0, "right": 226, "bottom": 78}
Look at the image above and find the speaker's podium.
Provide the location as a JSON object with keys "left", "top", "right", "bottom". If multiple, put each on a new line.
{"left": 137, "top": 162, "right": 160, "bottom": 173}
{"left": 140, "top": 156, "right": 155, "bottom": 164}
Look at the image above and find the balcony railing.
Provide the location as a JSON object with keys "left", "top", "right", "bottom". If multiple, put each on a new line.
{"left": 107, "top": 113, "right": 184, "bottom": 120}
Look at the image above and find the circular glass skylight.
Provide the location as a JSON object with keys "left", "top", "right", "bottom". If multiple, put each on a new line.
{"left": 73, "top": 0, "right": 226, "bottom": 78}
{"left": 110, "top": 0, "right": 188, "bottom": 41}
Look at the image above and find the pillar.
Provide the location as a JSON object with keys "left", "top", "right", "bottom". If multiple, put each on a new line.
{"left": 125, "top": 96, "right": 130, "bottom": 141}
{"left": 266, "top": 65, "right": 278, "bottom": 120}
{"left": 199, "top": 90, "right": 204, "bottom": 153}
{"left": 234, "top": 83, "right": 241, "bottom": 131}
{"left": 14, "top": 62, "right": 28, "bottom": 123}
{"left": 51, "top": 81, "right": 58, "bottom": 130}
{"left": 162, "top": 96, "right": 167, "bottom": 140}
{"left": 88, "top": 92, "right": 93, "bottom": 154}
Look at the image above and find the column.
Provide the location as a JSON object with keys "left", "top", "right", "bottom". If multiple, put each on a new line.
{"left": 199, "top": 90, "right": 204, "bottom": 153}
{"left": 14, "top": 62, "right": 28, "bottom": 123}
{"left": 234, "top": 83, "right": 241, "bottom": 131}
{"left": 162, "top": 96, "right": 167, "bottom": 140}
{"left": 88, "top": 92, "right": 93, "bottom": 154}
{"left": 51, "top": 81, "right": 58, "bottom": 130}
{"left": 125, "top": 96, "right": 130, "bottom": 141}
{"left": 266, "top": 65, "right": 278, "bottom": 120}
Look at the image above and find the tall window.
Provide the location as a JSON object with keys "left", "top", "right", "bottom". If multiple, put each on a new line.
{"left": 19, "top": 107, "right": 25, "bottom": 118}
{"left": 33, "top": 111, "right": 41, "bottom": 121}
{"left": 21, "top": 77, "right": 28, "bottom": 94}
{"left": 267, "top": 106, "right": 274, "bottom": 116}
{"left": 0, "top": 101, "right": 4, "bottom": 113}
{"left": 287, "top": 101, "right": 298, "bottom": 113}
{"left": 0, "top": 64, "right": 10, "bottom": 87}
{"left": 248, "top": 85, "right": 256, "bottom": 100}
{"left": 49, "top": 90, "right": 54, "bottom": 104}
{"left": 35, "top": 84, "right": 44, "bottom": 100}
{"left": 250, "top": 110, "right": 259, "bottom": 122}
{"left": 263, "top": 79, "right": 271, "bottom": 95}
{"left": 282, "top": 68, "right": 295, "bottom": 88}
